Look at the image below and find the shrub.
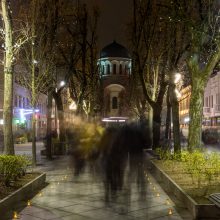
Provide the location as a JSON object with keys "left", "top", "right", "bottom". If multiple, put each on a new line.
{"left": 0, "top": 155, "right": 30, "bottom": 186}
{"left": 156, "top": 148, "right": 220, "bottom": 192}
{"left": 155, "top": 148, "right": 171, "bottom": 160}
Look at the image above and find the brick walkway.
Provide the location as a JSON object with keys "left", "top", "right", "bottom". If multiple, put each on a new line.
{"left": 4, "top": 156, "right": 192, "bottom": 220}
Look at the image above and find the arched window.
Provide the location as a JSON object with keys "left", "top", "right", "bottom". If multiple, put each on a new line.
{"left": 125, "top": 65, "right": 127, "bottom": 74}
{"left": 107, "top": 64, "right": 110, "bottom": 74}
{"left": 113, "top": 64, "right": 116, "bottom": 74}
{"left": 112, "top": 97, "right": 118, "bottom": 109}
{"left": 102, "top": 65, "right": 105, "bottom": 75}
{"left": 127, "top": 67, "right": 130, "bottom": 74}
{"left": 119, "top": 64, "right": 122, "bottom": 74}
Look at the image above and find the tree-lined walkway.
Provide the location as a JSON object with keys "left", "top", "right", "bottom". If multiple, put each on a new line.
{"left": 4, "top": 155, "right": 192, "bottom": 220}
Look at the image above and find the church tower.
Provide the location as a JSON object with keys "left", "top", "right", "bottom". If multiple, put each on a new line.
{"left": 98, "top": 41, "right": 131, "bottom": 119}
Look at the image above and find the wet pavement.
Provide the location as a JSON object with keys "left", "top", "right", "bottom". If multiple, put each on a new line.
{"left": 2, "top": 125, "right": 193, "bottom": 220}
{"left": 3, "top": 155, "right": 192, "bottom": 220}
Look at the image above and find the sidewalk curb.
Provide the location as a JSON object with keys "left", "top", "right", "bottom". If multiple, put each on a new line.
{"left": 0, "top": 173, "right": 46, "bottom": 214}
{"left": 147, "top": 157, "right": 220, "bottom": 219}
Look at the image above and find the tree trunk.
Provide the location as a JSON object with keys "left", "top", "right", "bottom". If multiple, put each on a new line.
{"left": 170, "top": 83, "right": 181, "bottom": 153}
{"left": 53, "top": 93, "right": 66, "bottom": 154}
{"left": 165, "top": 87, "right": 171, "bottom": 139}
{"left": 152, "top": 106, "right": 162, "bottom": 150}
{"left": 148, "top": 107, "right": 153, "bottom": 146}
{"left": 188, "top": 77, "right": 205, "bottom": 151}
{"left": 2, "top": 0, "right": 14, "bottom": 155}
{"left": 31, "top": 30, "right": 37, "bottom": 165}
{"left": 32, "top": 112, "right": 37, "bottom": 166}
{"left": 46, "top": 92, "right": 53, "bottom": 159}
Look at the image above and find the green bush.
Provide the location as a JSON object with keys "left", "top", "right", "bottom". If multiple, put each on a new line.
{"left": 0, "top": 155, "right": 30, "bottom": 186}
{"left": 156, "top": 148, "right": 220, "bottom": 191}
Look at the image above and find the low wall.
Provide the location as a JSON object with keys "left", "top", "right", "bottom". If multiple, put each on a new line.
{"left": 0, "top": 173, "right": 46, "bottom": 214}
{"left": 147, "top": 158, "right": 220, "bottom": 219}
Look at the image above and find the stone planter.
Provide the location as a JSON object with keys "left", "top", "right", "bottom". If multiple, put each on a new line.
{"left": 0, "top": 173, "right": 46, "bottom": 214}
{"left": 147, "top": 159, "right": 220, "bottom": 220}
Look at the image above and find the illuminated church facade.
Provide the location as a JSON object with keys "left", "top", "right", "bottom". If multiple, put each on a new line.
{"left": 98, "top": 41, "right": 132, "bottom": 120}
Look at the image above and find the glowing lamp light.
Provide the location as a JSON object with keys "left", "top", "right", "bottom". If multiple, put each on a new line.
{"left": 168, "top": 208, "right": 173, "bottom": 215}
{"left": 184, "top": 117, "right": 190, "bottom": 123}
{"left": 69, "top": 101, "right": 77, "bottom": 110}
{"left": 174, "top": 73, "right": 181, "bottom": 83}
{"left": 102, "top": 117, "right": 128, "bottom": 123}
{"left": 33, "top": 59, "right": 38, "bottom": 64}
{"left": 38, "top": 192, "right": 42, "bottom": 197}
{"left": 156, "top": 192, "right": 160, "bottom": 197}
{"left": 60, "top": 81, "right": 65, "bottom": 87}
{"left": 20, "top": 109, "right": 40, "bottom": 120}
{"left": 153, "top": 186, "right": 156, "bottom": 191}
{"left": 13, "top": 211, "right": 18, "bottom": 219}
{"left": 27, "top": 200, "right": 31, "bottom": 206}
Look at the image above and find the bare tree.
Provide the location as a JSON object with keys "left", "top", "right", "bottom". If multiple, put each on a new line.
{"left": 1, "top": 0, "right": 29, "bottom": 155}
{"left": 17, "top": 0, "right": 56, "bottom": 165}
{"left": 186, "top": 1, "right": 220, "bottom": 150}
{"left": 131, "top": 0, "right": 169, "bottom": 149}
{"left": 57, "top": 2, "right": 100, "bottom": 119}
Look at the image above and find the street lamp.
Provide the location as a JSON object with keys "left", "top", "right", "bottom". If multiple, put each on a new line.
{"left": 174, "top": 73, "right": 181, "bottom": 84}
{"left": 60, "top": 81, "right": 65, "bottom": 87}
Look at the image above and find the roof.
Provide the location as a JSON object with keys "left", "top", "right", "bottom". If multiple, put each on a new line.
{"left": 100, "top": 41, "right": 130, "bottom": 58}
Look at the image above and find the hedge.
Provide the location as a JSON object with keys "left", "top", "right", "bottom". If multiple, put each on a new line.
{"left": 0, "top": 155, "right": 30, "bottom": 186}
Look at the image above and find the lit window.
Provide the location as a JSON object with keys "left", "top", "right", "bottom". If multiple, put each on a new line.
{"left": 19, "top": 96, "right": 22, "bottom": 108}
{"left": 112, "top": 97, "right": 118, "bottom": 109}
{"left": 23, "top": 97, "right": 26, "bottom": 108}
{"left": 102, "top": 65, "right": 104, "bottom": 75}
{"left": 107, "top": 64, "right": 110, "bottom": 74}
{"left": 113, "top": 64, "right": 116, "bottom": 74}
{"left": 26, "top": 98, "right": 30, "bottom": 108}
{"left": 119, "top": 64, "right": 122, "bottom": 74}
{"left": 14, "top": 95, "right": 18, "bottom": 107}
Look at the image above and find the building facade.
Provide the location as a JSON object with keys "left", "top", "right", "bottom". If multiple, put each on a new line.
{"left": 0, "top": 67, "right": 47, "bottom": 141}
{"left": 179, "top": 71, "right": 220, "bottom": 128}
{"left": 203, "top": 72, "right": 220, "bottom": 126}
{"left": 98, "top": 41, "right": 132, "bottom": 120}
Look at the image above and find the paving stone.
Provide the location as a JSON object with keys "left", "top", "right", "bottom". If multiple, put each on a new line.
{"left": 5, "top": 155, "right": 193, "bottom": 220}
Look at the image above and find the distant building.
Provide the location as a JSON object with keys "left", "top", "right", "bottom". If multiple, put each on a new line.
{"left": 203, "top": 72, "right": 220, "bottom": 126}
{"left": 179, "top": 86, "right": 191, "bottom": 126}
{"left": 179, "top": 71, "right": 220, "bottom": 127}
{"left": 0, "top": 66, "right": 47, "bottom": 141}
{"left": 97, "top": 41, "right": 132, "bottom": 121}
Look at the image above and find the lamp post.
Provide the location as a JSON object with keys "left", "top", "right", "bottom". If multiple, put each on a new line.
{"left": 167, "top": 72, "right": 182, "bottom": 152}
{"left": 54, "top": 80, "right": 66, "bottom": 135}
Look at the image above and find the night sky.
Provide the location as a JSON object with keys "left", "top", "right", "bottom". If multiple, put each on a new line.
{"left": 82, "top": 0, "right": 132, "bottom": 49}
